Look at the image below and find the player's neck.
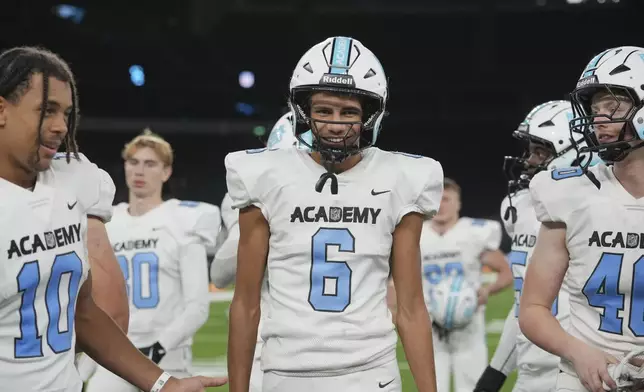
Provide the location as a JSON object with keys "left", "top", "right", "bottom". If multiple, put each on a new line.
{"left": 0, "top": 160, "right": 37, "bottom": 189}
{"left": 431, "top": 217, "right": 459, "bottom": 235}
{"left": 310, "top": 152, "right": 362, "bottom": 173}
{"left": 613, "top": 148, "right": 644, "bottom": 198}
{"left": 127, "top": 194, "right": 164, "bottom": 216}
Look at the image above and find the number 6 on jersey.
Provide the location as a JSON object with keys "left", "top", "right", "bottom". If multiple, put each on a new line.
{"left": 308, "top": 228, "right": 355, "bottom": 312}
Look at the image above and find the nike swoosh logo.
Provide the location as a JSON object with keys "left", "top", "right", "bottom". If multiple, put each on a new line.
{"left": 379, "top": 379, "right": 395, "bottom": 388}
{"left": 371, "top": 189, "right": 391, "bottom": 196}
{"left": 67, "top": 201, "right": 77, "bottom": 210}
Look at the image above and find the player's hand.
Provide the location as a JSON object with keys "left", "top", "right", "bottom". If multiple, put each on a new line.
{"left": 161, "top": 375, "right": 228, "bottom": 391}
{"left": 477, "top": 287, "right": 489, "bottom": 307}
{"left": 569, "top": 341, "right": 618, "bottom": 392}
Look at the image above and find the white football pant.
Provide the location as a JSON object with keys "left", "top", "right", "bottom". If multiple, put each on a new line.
{"left": 434, "top": 309, "right": 487, "bottom": 392}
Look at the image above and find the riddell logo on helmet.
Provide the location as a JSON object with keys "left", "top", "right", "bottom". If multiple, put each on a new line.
{"left": 320, "top": 73, "right": 356, "bottom": 87}
{"left": 576, "top": 75, "right": 598, "bottom": 88}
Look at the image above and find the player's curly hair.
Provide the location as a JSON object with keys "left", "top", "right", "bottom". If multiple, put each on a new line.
{"left": 0, "top": 46, "right": 80, "bottom": 162}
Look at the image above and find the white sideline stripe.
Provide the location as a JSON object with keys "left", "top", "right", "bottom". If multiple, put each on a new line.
{"left": 209, "top": 291, "right": 234, "bottom": 302}
{"left": 485, "top": 318, "right": 506, "bottom": 334}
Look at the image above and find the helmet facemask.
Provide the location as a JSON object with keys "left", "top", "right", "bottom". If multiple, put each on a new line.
{"left": 570, "top": 84, "right": 644, "bottom": 163}
{"left": 503, "top": 130, "right": 564, "bottom": 195}
{"left": 289, "top": 86, "right": 385, "bottom": 164}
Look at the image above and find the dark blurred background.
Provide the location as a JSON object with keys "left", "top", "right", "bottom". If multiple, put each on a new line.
{"left": 2, "top": 0, "right": 638, "bottom": 238}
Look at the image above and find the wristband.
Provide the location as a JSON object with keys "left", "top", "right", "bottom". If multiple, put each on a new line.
{"left": 150, "top": 371, "right": 172, "bottom": 392}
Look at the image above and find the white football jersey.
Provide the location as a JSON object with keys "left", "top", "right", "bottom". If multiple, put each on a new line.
{"left": 420, "top": 217, "right": 502, "bottom": 308}
{"left": 226, "top": 146, "right": 443, "bottom": 375}
{"left": 106, "top": 199, "right": 220, "bottom": 349}
{"left": 501, "top": 189, "right": 571, "bottom": 371}
{"left": 0, "top": 153, "right": 115, "bottom": 392}
{"left": 215, "top": 193, "right": 237, "bottom": 250}
{"left": 220, "top": 193, "right": 238, "bottom": 232}
{"left": 530, "top": 164, "right": 644, "bottom": 374}
{"left": 501, "top": 190, "right": 543, "bottom": 317}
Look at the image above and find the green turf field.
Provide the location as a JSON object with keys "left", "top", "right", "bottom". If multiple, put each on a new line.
{"left": 192, "top": 287, "right": 518, "bottom": 392}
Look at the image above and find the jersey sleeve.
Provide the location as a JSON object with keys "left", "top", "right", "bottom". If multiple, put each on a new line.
{"left": 529, "top": 170, "right": 570, "bottom": 223}
{"left": 174, "top": 201, "right": 221, "bottom": 256}
{"left": 479, "top": 219, "right": 503, "bottom": 251}
{"left": 225, "top": 148, "right": 278, "bottom": 220}
{"left": 396, "top": 155, "right": 444, "bottom": 224}
{"left": 53, "top": 152, "right": 116, "bottom": 222}
{"left": 224, "top": 151, "right": 263, "bottom": 214}
{"left": 220, "top": 193, "right": 238, "bottom": 231}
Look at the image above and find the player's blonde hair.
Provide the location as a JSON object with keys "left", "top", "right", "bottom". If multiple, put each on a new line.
{"left": 444, "top": 177, "right": 461, "bottom": 196}
{"left": 122, "top": 128, "right": 174, "bottom": 167}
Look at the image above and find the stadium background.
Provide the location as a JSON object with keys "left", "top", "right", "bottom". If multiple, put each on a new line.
{"left": 4, "top": 0, "right": 641, "bottom": 390}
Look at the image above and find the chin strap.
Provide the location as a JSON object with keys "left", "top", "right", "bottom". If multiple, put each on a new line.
{"left": 315, "top": 155, "right": 340, "bottom": 195}
{"left": 315, "top": 172, "right": 338, "bottom": 194}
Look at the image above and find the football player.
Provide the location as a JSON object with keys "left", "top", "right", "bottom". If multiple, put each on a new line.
{"left": 476, "top": 100, "right": 599, "bottom": 392}
{"left": 86, "top": 130, "right": 221, "bottom": 391}
{"left": 520, "top": 46, "right": 644, "bottom": 392}
{"left": 421, "top": 178, "right": 512, "bottom": 392}
{"left": 0, "top": 46, "right": 227, "bottom": 391}
{"left": 226, "top": 36, "right": 443, "bottom": 392}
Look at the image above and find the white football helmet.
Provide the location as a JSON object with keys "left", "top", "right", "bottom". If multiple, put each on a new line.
{"left": 429, "top": 276, "right": 477, "bottom": 330}
{"left": 603, "top": 348, "right": 644, "bottom": 391}
{"left": 570, "top": 46, "right": 644, "bottom": 163}
{"left": 288, "top": 36, "right": 388, "bottom": 161}
{"left": 502, "top": 100, "right": 602, "bottom": 223}
{"left": 504, "top": 100, "right": 601, "bottom": 190}
{"left": 266, "top": 111, "right": 312, "bottom": 150}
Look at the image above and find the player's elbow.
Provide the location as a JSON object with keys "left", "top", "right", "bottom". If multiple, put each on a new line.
{"left": 102, "top": 280, "right": 130, "bottom": 333}
{"left": 518, "top": 300, "right": 542, "bottom": 341}
{"left": 229, "top": 291, "right": 261, "bottom": 324}
{"left": 110, "top": 307, "right": 130, "bottom": 333}
{"left": 395, "top": 294, "right": 430, "bottom": 328}
{"left": 488, "top": 251, "right": 513, "bottom": 288}
{"left": 92, "top": 281, "right": 130, "bottom": 333}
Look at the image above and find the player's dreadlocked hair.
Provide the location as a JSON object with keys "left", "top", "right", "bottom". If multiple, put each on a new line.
{"left": 0, "top": 46, "right": 80, "bottom": 162}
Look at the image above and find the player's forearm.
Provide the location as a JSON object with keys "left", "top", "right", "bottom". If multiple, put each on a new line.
{"left": 228, "top": 299, "right": 260, "bottom": 392}
{"left": 92, "top": 289, "right": 130, "bottom": 333}
{"left": 76, "top": 298, "right": 163, "bottom": 391}
{"left": 518, "top": 303, "right": 578, "bottom": 362}
{"left": 485, "top": 259, "right": 512, "bottom": 296}
{"left": 397, "top": 305, "right": 437, "bottom": 392}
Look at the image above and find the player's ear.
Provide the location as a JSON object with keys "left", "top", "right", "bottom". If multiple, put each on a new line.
{"left": 0, "top": 97, "right": 8, "bottom": 127}
{"left": 162, "top": 165, "right": 172, "bottom": 183}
